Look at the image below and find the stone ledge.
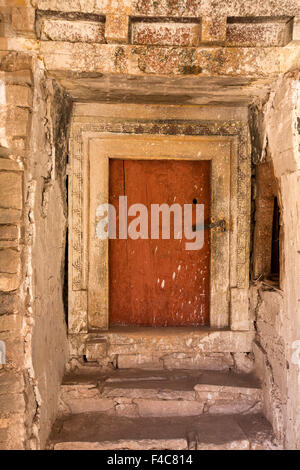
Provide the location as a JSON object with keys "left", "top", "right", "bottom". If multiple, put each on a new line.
{"left": 78, "top": 329, "right": 256, "bottom": 371}
{"left": 34, "top": 1, "right": 300, "bottom": 18}
{"left": 71, "top": 329, "right": 255, "bottom": 368}
{"left": 101, "top": 327, "right": 255, "bottom": 351}
{"left": 40, "top": 42, "right": 300, "bottom": 78}
{"left": 33, "top": 14, "right": 295, "bottom": 47}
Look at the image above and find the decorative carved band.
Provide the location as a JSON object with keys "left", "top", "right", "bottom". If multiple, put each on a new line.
{"left": 69, "top": 118, "right": 250, "bottom": 330}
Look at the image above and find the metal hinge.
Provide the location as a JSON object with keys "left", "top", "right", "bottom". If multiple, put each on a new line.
{"left": 192, "top": 219, "right": 226, "bottom": 232}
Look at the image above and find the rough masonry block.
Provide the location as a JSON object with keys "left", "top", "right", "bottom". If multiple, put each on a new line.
{"left": 0, "top": 334, "right": 24, "bottom": 368}
{"left": 0, "top": 372, "right": 24, "bottom": 395}
{"left": 0, "top": 250, "right": 21, "bottom": 292}
{"left": 131, "top": 21, "right": 201, "bottom": 47}
{"left": 162, "top": 352, "right": 234, "bottom": 371}
{"left": 39, "top": 18, "right": 106, "bottom": 44}
{"left": 0, "top": 273, "right": 20, "bottom": 292}
{"left": 292, "top": 17, "right": 300, "bottom": 42}
{"left": 0, "top": 173, "right": 22, "bottom": 210}
{"left": 0, "top": 160, "right": 23, "bottom": 172}
{"left": 0, "top": 209, "right": 22, "bottom": 226}
{"left": 5, "top": 85, "right": 32, "bottom": 108}
{"left": 201, "top": 16, "right": 227, "bottom": 43}
{"left": 0, "top": 225, "right": 18, "bottom": 241}
{"left": 0, "top": 314, "right": 22, "bottom": 334}
{"left": 85, "top": 339, "right": 107, "bottom": 361}
{"left": 227, "top": 20, "right": 293, "bottom": 47}
{"left": 105, "top": 14, "right": 129, "bottom": 44}
{"left": 0, "top": 249, "right": 20, "bottom": 274}
{"left": 0, "top": 293, "right": 19, "bottom": 315}
{"left": 134, "top": 399, "right": 204, "bottom": 418}
{"left": 0, "top": 393, "right": 26, "bottom": 415}
{"left": 117, "top": 354, "right": 162, "bottom": 369}
{"left": 4, "top": 108, "right": 30, "bottom": 138}
{"left": 194, "top": 384, "right": 262, "bottom": 414}
{"left": 11, "top": 6, "right": 35, "bottom": 34}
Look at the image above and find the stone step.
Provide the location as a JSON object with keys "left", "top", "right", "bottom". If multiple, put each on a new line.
{"left": 59, "top": 368, "right": 262, "bottom": 417}
{"left": 49, "top": 413, "right": 279, "bottom": 450}
{"left": 80, "top": 328, "right": 255, "bottom": 373}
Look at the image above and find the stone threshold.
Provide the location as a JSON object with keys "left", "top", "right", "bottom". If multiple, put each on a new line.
{"left": 92, "top": 325, "right": 223, "bottom": 335}
{"left": 75, "top": 327, "right": 256, "bottom": 372}
{"left": 87, "top": 325, "right": 254, "bottom": 341}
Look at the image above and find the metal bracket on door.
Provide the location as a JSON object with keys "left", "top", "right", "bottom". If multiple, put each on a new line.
{"left": 192, "top": 219, "right": 227, "bottom": 232}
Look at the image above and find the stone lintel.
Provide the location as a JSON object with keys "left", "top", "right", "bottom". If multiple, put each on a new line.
{"left": 40, "top": 42, "right": 300, "bottom": 78}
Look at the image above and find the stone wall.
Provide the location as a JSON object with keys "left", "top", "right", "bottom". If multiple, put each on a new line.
{"left": 0, "top": 51, "right": 32, "bottom": 450}
{"left": 0, "top": 45, "right": 71, "bottom": 448}
{"left": 251, "top": 74, "right": 300, "bottom": 449}
{"left": 25, "top": 61, "right": 72, "bottom": 449}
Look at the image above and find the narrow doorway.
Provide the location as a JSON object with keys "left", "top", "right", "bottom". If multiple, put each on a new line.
{"left": 109, "top": 159, "right": 211, "bottom": 326}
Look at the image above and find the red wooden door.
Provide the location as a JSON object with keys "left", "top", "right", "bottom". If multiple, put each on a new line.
{"left": 109, "top": 159, "right": 210, "bottom": 326}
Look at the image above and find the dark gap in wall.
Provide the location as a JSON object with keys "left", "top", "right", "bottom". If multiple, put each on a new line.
{"left": 250, "top": 162, "right": 256, "bottom": 281}
{"left": 271, "top": 196, "right": 280, "bottom": 280}
{"left": 131, "top": 16, "right": 201, "bottom": 24}
{"left": 51, "top": 80, "right": 72, "bottom": 328}
{"left": 63, "top": 174, "right": 69, "bottom": 327}
{"left": 227, "top": 16, "right": 293, "bottom": 24}
{"left": 249, "top": 104, "right": 261, "bottom": 281}
{"left": 36, "top": 9, "right": 106, "bottom": 23}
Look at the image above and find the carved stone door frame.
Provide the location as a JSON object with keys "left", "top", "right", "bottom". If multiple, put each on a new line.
{"left": 68, "top": 105, "right": 251, "bottom": 337}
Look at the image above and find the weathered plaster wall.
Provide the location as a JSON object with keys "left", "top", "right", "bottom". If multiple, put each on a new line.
{"left": 251, "top": 74, "right": 300, "bottom": 449}
{"left": 0, "top": 48, "right": 71, "bottom": 449}
{"left": 26, "top": 61, "right": 71, "bottom": 448}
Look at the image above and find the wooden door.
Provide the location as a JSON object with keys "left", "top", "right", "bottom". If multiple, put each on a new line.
{"left": 109, "top": 159, "right": 210, "bottom": 326}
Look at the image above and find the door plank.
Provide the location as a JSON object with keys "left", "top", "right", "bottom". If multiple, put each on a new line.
{"left": 109, "top": 159, "right": 210, "bottom": 326}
